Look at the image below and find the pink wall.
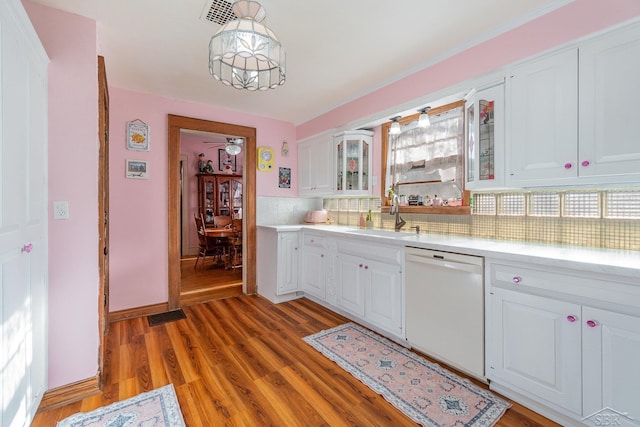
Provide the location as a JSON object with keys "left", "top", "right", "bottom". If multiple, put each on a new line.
{"left": 297, "top": 0, "right": 640, "bottom": 140}
{"left": 23, "top": 1, "right": 100, "bottom": 389}
{"left": 108, "top": 88, "right": 296, "bottom": 311}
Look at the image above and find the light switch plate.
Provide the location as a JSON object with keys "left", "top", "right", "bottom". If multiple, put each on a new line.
{"left": 53, "top": 201, "right": 69, "bottom": 219}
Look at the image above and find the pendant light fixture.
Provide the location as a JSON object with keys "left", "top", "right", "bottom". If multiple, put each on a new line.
{"left": 209, "top": 0, "right": 286, "bottom": 91}
{"left": 389, "top": 116, "right": 401, "bottom": 135}
{"left": 418, "top": 107, "right": 431, "bottom": 128}
{"left": 225, "top": 137, "right": 243, "bottom": 155}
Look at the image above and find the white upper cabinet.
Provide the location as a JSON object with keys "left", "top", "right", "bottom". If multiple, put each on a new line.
{"left": 298, "top": 136, "right": 333, "bottom": 197}
{"left": 508, "top": 22, "right": 640, "bottom": 188}
{"left": 507, "top": 49, "right": 579, "bottom": 187}
{"left": 334, "top": 130, "right": 373, "bottom": 195}
{"left": 465, "top": 83, "right": 505, "bottom": 190}
{"left": 578, "top": 24, "right": 640, "bottom": 183}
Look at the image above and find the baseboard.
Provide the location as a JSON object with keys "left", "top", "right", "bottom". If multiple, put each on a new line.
{"left": 489, "top": 381, "right": 582, "bottom": 427}
{"left": 108, "top": 301, "right": 169, "bottom": 323}
{"left": 37, "top": 375, "right": 100, "bottom": 412}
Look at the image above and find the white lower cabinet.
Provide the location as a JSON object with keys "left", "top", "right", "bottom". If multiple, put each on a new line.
{"left": 582, "top": 307, "right": 640, "bottom": 421}
{"left": 300, "top": 233, "right": 328, "bottom": 300}
{"left": 335, "top": 252, "right": 366, "bottom": 317}
{"left": 256, "top": 227, "right": 301, "bottom": 303}
{"left": 364, "top": 258, "right": 402, "bottom": 337}
{"left": 336, "top": 239, "right": 403, "bottom": 338}
{"left": 277, "top": 232, "right": 300, "bottom": 295}
{"left": 489, "top": 288, "right": 582, "bottom": 415}
{"left": 486, "top": 260, "right": 640, "bottom": 425}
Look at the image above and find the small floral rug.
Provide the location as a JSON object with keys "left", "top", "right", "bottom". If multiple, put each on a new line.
{"left": 304, "top": 323, "right": 510, "bottom": 427}
{"left": 57, "top": 384, "right": 185, "bottom": 427}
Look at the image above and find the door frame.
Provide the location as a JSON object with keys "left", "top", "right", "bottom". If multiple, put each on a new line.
{"left": 168, "top": 114, "right": 257, "bottom": 309}
{"left": 97, "top": 55, "right": 109, "bottom": 386}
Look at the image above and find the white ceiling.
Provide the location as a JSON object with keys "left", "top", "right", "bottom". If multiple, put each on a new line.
{"left": 31, "top": 0, "right": 568, "bottom": 125}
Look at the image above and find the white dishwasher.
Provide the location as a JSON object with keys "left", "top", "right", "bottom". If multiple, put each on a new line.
{"left": 404, "top": 246, "right": 485, "bottom": 380}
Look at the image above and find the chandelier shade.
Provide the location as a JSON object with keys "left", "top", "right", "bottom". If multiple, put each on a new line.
{"left": 209, "top": 0, "right": 286, "bottom": 91}
{"left": 389, "top": 116, "right": 401, "bottom": 135}
{"left": 225, "top": 137, "right": 243, "bottom": 155}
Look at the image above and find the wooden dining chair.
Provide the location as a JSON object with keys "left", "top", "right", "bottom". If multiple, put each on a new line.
{"left": 194, "top": 213, "right": 226, "bottom": 269}
{"left": 226, "top": 219, "right": 243, "bottom": 269}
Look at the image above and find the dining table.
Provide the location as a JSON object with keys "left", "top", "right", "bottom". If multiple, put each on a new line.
{"left": 204, "top": 227, "right": 236, "bottom": 238}
{"left": 204, "top": 227, "right": 239, "bottom": 269}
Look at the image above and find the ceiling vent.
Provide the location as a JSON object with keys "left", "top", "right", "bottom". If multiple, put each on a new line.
{"left": 200, "top": 0, "right": 237, "bottom": 26}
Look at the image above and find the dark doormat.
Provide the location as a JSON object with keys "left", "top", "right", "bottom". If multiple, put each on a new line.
{"left": 148, "top": 309, "right": 186, "bottom": 326}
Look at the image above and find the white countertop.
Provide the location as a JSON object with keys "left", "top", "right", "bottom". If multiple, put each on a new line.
{"left": 258, "top": 224, "right": 640, "bottom": 280}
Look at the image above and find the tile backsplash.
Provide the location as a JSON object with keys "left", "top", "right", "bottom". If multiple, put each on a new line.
{"left": 323, "top": 190, "right": 640, "bottom": 251}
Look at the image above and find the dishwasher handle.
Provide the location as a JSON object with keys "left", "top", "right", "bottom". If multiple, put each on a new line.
{"left": 406, "top": 252, "right": 482, "bottom": 274}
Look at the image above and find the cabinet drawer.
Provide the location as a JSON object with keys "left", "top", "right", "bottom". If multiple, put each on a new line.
{"left": 338, "top": 239, "right": 402, "bottom": 265}
{"left": 488, "top": 261, "right": 640, "bottom": 312}
{"left": 303, "top": 233, "right": 326, "bottom": 248}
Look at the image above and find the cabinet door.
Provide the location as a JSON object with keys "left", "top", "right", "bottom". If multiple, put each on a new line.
{"left": 314, "top": 139, "right": 333, "bottom": 194}
{"left": 465, "top": 84, "right": 505, "bottom": 190}
{"left": 582, "top": 307, "right": 640, "bottom": 420}
{"left": 277, "top": 232, "right": 299, "bottom": 295}
{"left": 300, "top": 246, "right": 326, "bottom": 299}
{"left": 298, "top": 139, "right": 332, "bottom": 197}
{"left": 334, "top": 131, "right": 373, "bottom": 195}
{"left": 197, "top": 175, "right": 216, "bottom": 225}
{"left": 579, "top": 24, "right": 640, "bottom": 183}
{"left": 336, "top": 253, "right": 366, "bottom": 317}
{"left": 508, "top": 49, "right": 578, "bottom": 187}
{"left": 365, "top": 259, "right": 402, "bottom": 336}
{"left": 488, "top": 288, "right": 582, "bottom": 415}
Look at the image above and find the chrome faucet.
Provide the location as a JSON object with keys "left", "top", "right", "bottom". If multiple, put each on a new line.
{"left": 390, "top": 192, "right": 406, "bottom": 232}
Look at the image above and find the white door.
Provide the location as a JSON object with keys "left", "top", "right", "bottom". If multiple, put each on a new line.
{"left": 300, "top": 246, "right": 326, "bottom": 300}
{"left": 364, "top": 259, "right": 402, "bottom": 336}
{"left": 508, "top": 49, "right": 578, "bottom": 187}
{"left": 277, "top": 232, "right": 299, "bottom": 295}
{"left": 579, "top": 24, "right": 640, "bottom": 182}
{"left": 488, "top": 289, "right": 582, "bottom": 416}
{"left": 0, "top": 1, "right": 48, "bottom": 426}
{"left": 582, "top": 307, "right": 640, "bottom": 420}
{"left": 335, "top": 253, "right": 365, "bottom": 317}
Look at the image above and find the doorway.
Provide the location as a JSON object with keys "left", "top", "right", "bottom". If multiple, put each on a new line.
{"left": 168, "top": 115, "right": 257, "bottom": 310}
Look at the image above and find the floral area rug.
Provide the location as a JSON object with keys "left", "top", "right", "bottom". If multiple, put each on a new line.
{"left": 304, "top": 323, "right": 510, "bottom": 427}
{"left": 57, "top": 384, "right": 185, "bottom": 427}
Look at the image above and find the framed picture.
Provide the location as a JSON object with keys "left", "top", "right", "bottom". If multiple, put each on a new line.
{"left": 218, "top": 149, "right": 237, "bottom": 172}
{"left": 125, "top": 159, "right": 149, "bottom": 179}
{"left": 279, "top": 167, "right": 291, "bottom": 188}
{"left": 126, "top": 119, "right": 150, "bottom": 151}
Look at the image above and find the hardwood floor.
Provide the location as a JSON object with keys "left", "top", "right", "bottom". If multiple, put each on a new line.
{"left": 180, "top": 256, "right": 242, "bottom": 306}
{"left": 33, "top": 296, "right": 558, "bottom": 426}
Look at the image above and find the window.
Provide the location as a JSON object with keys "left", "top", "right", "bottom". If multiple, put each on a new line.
{"left": 381, "top": 100, "right": 469, "bottom": 213}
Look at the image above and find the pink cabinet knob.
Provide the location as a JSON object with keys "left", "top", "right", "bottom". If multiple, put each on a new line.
{"left": 359, "top": 264, "right": 363, "bottom": 268}
{"left": 320, "top": 254, "right": 324, "bottom": 257}
{"left": 586, "top": 320, "right": 598, "bottom": 328}
{"left": 566, "top": 315, "right": 577, "bottom": 323}
{"left": 21, "top": 243, "right": 33, "bottom": 254}
{"left": 564, "top": 163, "right": 573, "bottom": 170}
{"left": 581, "top": 160, "right": 590, "bottom": 167}
{"left": 512, "top": 276, "right": 521, "bottom": 284}
{"left": 364, "top": 265, "right": 368, "bottom": 270}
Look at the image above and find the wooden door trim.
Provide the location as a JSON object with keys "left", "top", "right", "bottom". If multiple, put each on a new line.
{"left": 97, "top": 55, "right": 109, "bottom": 388}
{"left": 168, "top": 114, "right": 257, "bottom": 309}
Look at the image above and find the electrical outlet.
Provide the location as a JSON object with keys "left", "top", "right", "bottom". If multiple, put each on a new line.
{"left": 53, "top": 201, "right": 69, "bottom": 219}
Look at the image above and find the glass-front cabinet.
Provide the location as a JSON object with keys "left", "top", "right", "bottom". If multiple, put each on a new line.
{"left": 465, "top": 83, "right": 504, "bottom": 190}
{"left": 197, "top": 174, "right": 217, "bottom": 226}
{"left": 334, "top": 130, "right": 374, "bottom": 195}
{"left": 217, "top": 175, "right": 242, "bottom": 218}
